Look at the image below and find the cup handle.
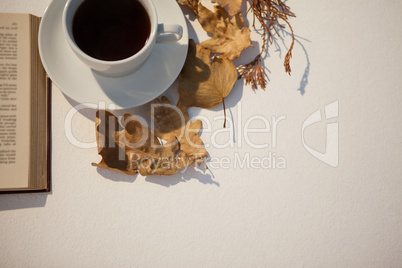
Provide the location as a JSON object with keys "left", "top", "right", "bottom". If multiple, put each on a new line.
{"left": 156, "top": 24, "right": 183, "bottom": 43}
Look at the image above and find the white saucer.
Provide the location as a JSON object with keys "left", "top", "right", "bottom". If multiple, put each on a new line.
{"left": 38, "top": 0, "right": 188, "bottom": 109}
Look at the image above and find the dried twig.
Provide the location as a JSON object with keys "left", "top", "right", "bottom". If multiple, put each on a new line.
{"left": 238, "top": 0, "right": 296, "bottom": 90}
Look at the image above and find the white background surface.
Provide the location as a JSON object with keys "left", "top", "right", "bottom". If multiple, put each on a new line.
{"left": 1, "top": 0, "right": 402, "bottom": 267}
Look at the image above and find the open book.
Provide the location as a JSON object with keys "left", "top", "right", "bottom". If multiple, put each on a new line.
{"left": 0, "top": 13, "right": 51, "bottom": 193}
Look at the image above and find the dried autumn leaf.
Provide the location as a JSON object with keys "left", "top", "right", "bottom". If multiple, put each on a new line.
{"left": 92, "top": 97, "right": 207, "bottom": 176}
{"left": 149, "top": 96, "right": 207, "bottom": 165}
{"left": 177, "top": 0, "right": 296, "bottom": 90}
{"left": 92, "top": 110, "right": 135, "bottom": 175}
{"left": 176, "top": 0, "right": 199, "bottom": 14}
{"left": 122, "top": 113, "right": 185, "bottom": 175}
{"left": 178, "top": 39, "right": 237, "bottom": 110}
{"left": 198, "top": 4, "right": 251, "bottom": 60}
{"left": 92, "top": 110, "right": 180, "bottom": 175}
{"left": 211, "top": 0, "right": 242, "bottom": 16}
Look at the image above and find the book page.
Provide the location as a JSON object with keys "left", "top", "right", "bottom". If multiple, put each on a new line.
{"left": 0, "top": 14, "right": 31, "bottom": 189}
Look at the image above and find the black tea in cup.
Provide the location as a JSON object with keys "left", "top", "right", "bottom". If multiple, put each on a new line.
{"left": 72, "top": 0, "right": 151, "bottom": 61}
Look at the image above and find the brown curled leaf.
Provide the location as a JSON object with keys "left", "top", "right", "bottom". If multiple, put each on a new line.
{"left": 149, "top": 96, "right": 207, "bottom": 165}
{"left": 178, "top": 39, "right": 237, "bottom": 109}
{"left": 211, "top": 0, "right": 242, "bottom": 16}
{"left": 92, "top": 97, "right": 207, "bottom": 176}
{"left": 198, "top": 4, "right": 252, "bottom": 60}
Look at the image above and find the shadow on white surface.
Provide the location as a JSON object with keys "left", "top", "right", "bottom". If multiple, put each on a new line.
{"left": 145, "top": 164, "right": 219, "bottom": 187}
{"left": 62, "top": 92, "right": 97, "bottom": 121}
{"left": 96, "top": 167, "right": 137, "bottom": 183}
{"left": 0, "top": 192, "right": 49, "bottom": 211}
{"left": 295, "top": 37, "right": 310, "bottom": 95}
{"left": 94, "top": 164, "right": 218, "bottom": 187}
{"left": 274, "top": 30, "right": 311, "bottom": 95}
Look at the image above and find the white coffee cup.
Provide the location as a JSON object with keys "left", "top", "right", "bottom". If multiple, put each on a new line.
{"left": 62, "top": 0, "right": 183, "bottom": 77}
